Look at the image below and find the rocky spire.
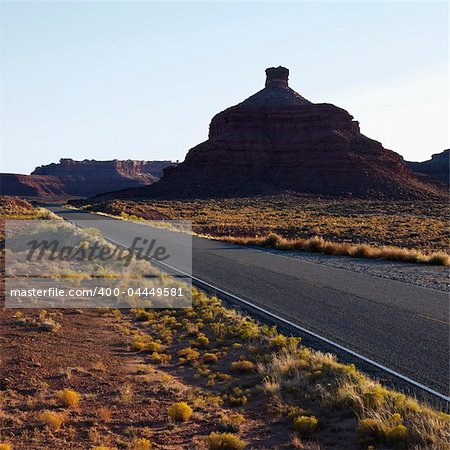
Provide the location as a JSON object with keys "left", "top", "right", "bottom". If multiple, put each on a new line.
{"left": 265, "top": 66, "right": 289, "bottom": 88}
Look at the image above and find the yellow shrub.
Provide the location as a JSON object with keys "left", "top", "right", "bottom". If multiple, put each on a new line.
{"left": 92, "top": 447, "right": 111, "bottom": 450}
{"left": 386, "top": 425, "right": 409, "bottom": 446}
{"left": 230, "top": 360, "right": 256, "bottom": 374}
{"left": 218, "top": 413, "right": 245, "bottom": 432}
{"left": 150, "top": 352, "right": 171, "bottom": 364}
{"left": 286, "top": 406, "right": 307, "bottom": 422}
{"left": 362, "top": 385, "right": 387, "bottom": 409}
{"left": 167, "top": 402, "right": 193, "bottom": 422}
{"left": 130, "top": 335, "right": 163, "bottom": 352}
{"left": 131, "top": 336, "right": 148, "bottom": 351}
{"left": 178, "top": 347, "right": 200, "bottom": 362}
{"left": 270, "top": 335, "right": 301, "bottom": 351}
{"left": 270, "top": 334, "right": 288, "bottom": 349}
{"left": 292, "top": 415, "right": 319, "bottom": 435}
{"left": 389, "top": 413, "right": 403, "bottom": 426}
{"left": 128, "top": 438, "right": 152, "bottom": 450}
{"left": 206, "top": 432, "right": 246, "bottom": 450}
{"left": 39, "top": 410, "right": 65, "bottom": 429}
{"left": 357, "top": 418, "right": 386, "bottom": 444}
{"left": 0, "top": 444, "right": 11, "bottom": 450}
{"left": 195, "top": 333, "right": 210, "bottom": 347}
{"left": 224, "top": 388, "right": 248, "bottom": 407}
{"left": 203, "top": 353, "right": 219, "bottom": 364}
{"left": 144, "top": 341, "right": 164, "bottom": 352}
{"left": 56, "top": 388, "right": 80, "bottom": 408}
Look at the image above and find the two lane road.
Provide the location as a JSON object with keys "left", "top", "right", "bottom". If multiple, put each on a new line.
{"left": 47, "top": 206, "right": 449, "bottom": 397}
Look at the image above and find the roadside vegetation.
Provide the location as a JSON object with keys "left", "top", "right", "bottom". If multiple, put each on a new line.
{"left": 112, "top": 290, "right": 449, "bottom": 449}
{"left": 77, "top": 195, "right": 450, "bottom": 265}
{"left": 223, "top": 233, "right": 450, "bottom": 265}
{"left": 1, "top": 200, "right": 448, "bottom": 448}
{"left": 3, "top": 291, "right": 447, "bottom": 449}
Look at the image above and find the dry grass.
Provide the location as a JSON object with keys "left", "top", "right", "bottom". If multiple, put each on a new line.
{"left": 259, "top": 349, "right": 449, "bottom": 448}
{"left": 84, "top": 195, "right": 450, "bottom": 264}
{"left": 224, "top": 233, "right": 450, "bottom": 266}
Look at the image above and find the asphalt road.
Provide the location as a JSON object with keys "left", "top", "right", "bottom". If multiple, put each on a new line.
{"left": 46, "top": 206, "right": 449, "bottom": 397}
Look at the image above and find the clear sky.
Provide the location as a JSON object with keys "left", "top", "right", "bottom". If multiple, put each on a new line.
{"left": 0, "top": 1, "right": 448, "bottom": 174}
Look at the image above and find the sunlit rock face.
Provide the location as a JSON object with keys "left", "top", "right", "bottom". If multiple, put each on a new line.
{"left": 131, "top": 67, "right": 446, "bottom": 199}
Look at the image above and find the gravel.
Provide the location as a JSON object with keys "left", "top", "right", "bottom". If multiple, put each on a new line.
{"left": 262, "top": 248, "right": 449, "bottom": 292}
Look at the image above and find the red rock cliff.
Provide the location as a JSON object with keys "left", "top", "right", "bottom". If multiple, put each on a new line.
{"left": 2, "top": 159, "right": 175, "bottom": 198}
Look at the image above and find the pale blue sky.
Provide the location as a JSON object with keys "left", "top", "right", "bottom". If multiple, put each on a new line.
{"left": 1, "top": 1, "right": 448, "bottom": 174}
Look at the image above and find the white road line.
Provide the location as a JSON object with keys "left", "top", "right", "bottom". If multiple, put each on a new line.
{"left": 67, "top": 217, "right": 450, "bottom": 403}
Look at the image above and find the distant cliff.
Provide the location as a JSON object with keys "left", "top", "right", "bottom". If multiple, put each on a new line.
{"left": 406, "top": 150, "right": 449, "bottom": 186}
{"left": 0, "top": 174, "right": 67, "bottom": 197}
{"left": 1, "top": 159, "right": 176, "bottom": 198}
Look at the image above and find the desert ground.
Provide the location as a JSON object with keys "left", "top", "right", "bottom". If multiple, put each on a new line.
{"left": 1, "top": 196, "right": 449, "bottom": 450}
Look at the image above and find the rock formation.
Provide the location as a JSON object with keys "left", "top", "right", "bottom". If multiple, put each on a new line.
{"left": 406, "top": 150, "right": 449, "bottom": 186}
{"left": 0, "top": 174, "right": 67, "bottom": 198}
{"left": 1, "top": 159, "right": 175, "bottom": 198}
{"left": 116, "top": 66, "right": 444, "bottom": 200}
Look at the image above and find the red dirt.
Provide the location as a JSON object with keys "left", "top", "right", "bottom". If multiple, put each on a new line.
{"left": 0, "top": 308, "right": 316, "bottom": 449}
